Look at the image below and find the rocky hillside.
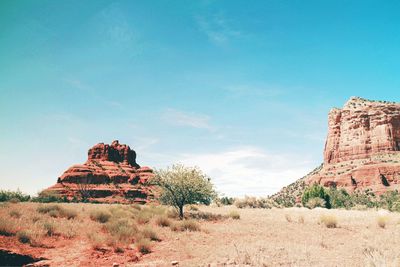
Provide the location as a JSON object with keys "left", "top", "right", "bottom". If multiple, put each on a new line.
{"left": 45, "top": 140, "right": 154, "bottom": 203}
{"left": 274, "top": 97, "right": 400, "bottom": 203}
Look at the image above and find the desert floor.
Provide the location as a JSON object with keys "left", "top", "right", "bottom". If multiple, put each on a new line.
{"left": 139, "top": 206, "right": 400, "bottom": 267}
{"left": 1, "top": 203, "right": 400, "bottom": 266}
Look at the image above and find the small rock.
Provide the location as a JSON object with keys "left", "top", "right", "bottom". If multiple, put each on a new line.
{"left": 112, "top": 263, "right": 119, "bottom": 267}
{"left": 171, "top": 261, "right": 179, "bottom": 265}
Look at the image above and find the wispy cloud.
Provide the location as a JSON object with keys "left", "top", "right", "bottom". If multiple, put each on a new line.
{"left": 224, "top": 84, "right": 284, "bottom": 98}
{"left": 177, "top": 147, "right": 315, "bottom": 197}
{"left": 195, "top": 13, "right": 241, "bottom": 46}
{"left": 64, "top": 78, "right": 94, "bottom": 93}
{"left": 162, "top": 108, "right": 214, "bottom": 130}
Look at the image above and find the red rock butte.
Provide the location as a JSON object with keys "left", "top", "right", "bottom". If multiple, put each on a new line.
{"left": 45, "top": 140, "right": 154, "bottom": 203}
{"left": 307, "top": 97, "right": 400, "bottom": 194}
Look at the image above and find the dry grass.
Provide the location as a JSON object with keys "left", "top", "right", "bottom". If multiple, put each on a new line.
{"left": 17, "top": 230, "right": 32, "bottom": 244}
{"left": 141, "top": 226, "right": 161, "bottom": 241}
{"left": 377, "top": 215, "right": 389, "bottom": 228}
{"left": 228, "top": 210, "right": 240, "bottom": 220}
{"left": 9, "top": 209, "right": 22, "bottom": 218}
{"left": 89, "top": 210, "right": 112, "bottom": 223}
{"left": 320, "top": 214, "right": 338, "bottom": 228}
{"left": 4, "top": 202, "right": 400, "bottom": 266}
{"left": 135, "top": 238, "right": 152, "bottom": 254}
{"left": 0, "top": 217, "right": 17, "bottom": 236}
{"left": 37, "top": 204, "right": 77, "bottom": 219}
{"left": 180, "top": 219, "right": 201, "bottom": 231}
{"left": 155, "top": 215, "right": 171, "bottom": 227}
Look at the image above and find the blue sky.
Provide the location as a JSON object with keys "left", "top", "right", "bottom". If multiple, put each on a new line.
{"left": 1, "top": 0, "right": 400, "bottom": 196}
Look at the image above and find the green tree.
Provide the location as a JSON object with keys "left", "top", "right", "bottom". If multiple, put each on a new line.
{"left": 153, "top": 164, "right": 217, "bottom": 219}
{"left": 327, "top": 187, "right": 351, "bottom": 209}
{"left": 301, "top": 184, "right": 331, "bottom": 208}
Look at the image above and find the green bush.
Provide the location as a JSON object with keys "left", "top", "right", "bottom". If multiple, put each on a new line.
{"left": 378, "top": 190, "right": 400, "bottom": 211}
{"left": 31, "top": 191, "right": 67, "bottom": 203}
{"left": 0, "top": 190, "right": 30, "bottom": 202}
{"left": 302, "top": 184, "right": 331, "bottom": 208}
{"left": 218, "top": 197, "right": 235, "bottom": 205}
{"left": 327, "top": 187, "right": 351, "bottom": 209}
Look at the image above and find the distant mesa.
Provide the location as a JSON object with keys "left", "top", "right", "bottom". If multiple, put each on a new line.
{"left": 306, "top": 97, "right": 400, "bottom": 194}
{"left": 45, "top": 140, "right": 154, "bottom": 203}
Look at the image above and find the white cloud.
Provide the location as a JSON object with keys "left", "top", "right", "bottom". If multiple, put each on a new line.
{"left": 162, "top": 108, "right": 214, "bottom": 130}
{"left": 195, "top": 13, "right": 241, "bottom": 46}
{"left": 176, "top": 147, "right": 316, "bottom": 197}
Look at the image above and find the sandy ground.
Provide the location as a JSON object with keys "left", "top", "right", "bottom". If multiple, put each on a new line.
{"left": 137, "top": 206, "right": 400, "bottom": 266}
{"left": 2, "top": 204, "right": 400, "bottom": 266}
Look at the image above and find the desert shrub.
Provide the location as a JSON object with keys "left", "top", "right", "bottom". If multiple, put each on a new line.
{"left": 378, "top": 191, "right": 400, "bottom": 211}
{"left": 391, "top": 201, "right": 400, "bottom": 212}
{"left": 219, "top": 196, "right": 235, "bottom": 205}
{"left": 37, "top": 204, "right": 77, "bottom": 219}
{"left": 377, "top": 215, "right": 389, "bottom": 228}
{"left": 43, "top": 222, "right": 56, "bottom": 236}
{"left": 105, "top": 218, "right": 138, "bottom": 244}
{"left": 167, "top": 209, "right": 180, "bottom": 219}
{"left": 319, "top": 214, "right": 337, "bottom": 228}
{"left": 302, "top": 184, "right": 331, "bottom": 208}
{"left": 59, "top": 208, "right": 77, "bottom": 219}
{"left": 351, "top": 204, "right": 368, "bottom": 211}
{"left": 17, "top": 230, "right": 32, "bottom": 244}
{"left": 9, "top": 209, "right": 21, "bottom": 218}
{"left": 109, "top": 206, "right": 132, "bottom": 219}
{"left": 90, "top": 210, "right": 112, "bottom": 223}
{"left": 155, "top": 215, "right": 171, "bottom": 227}
{"left": 170, "top": 222, "right": 181, "bottom": 232}
{"left": 188, "top": 211, "right": 224, "bottom": 221}
{"left": 32, "top": 190, "right": 66, "bottom": 203}
{"left": 0, "top": 190, "right": 30, "bottom": 202}
{"left": 0, "top": 218, "right": 16, "bottom": 236}
{"left": 228, "top": 211, "right": 240, "bottom": 220}
{"left": 350, "top": 189, "right": 377, "bottom": 208}
{"left": 152, "top": 164, "right": 217, "bottom": 219}
{"left": 234, "top": 196, "right": 273, "bottom": 209}
{"left": 306, "top": 197, "right": 326, "bottom": 209}
{"left": 168, "top": 220, "right": 200, "bottom": 232}
{"left": 37, "top": 204, "right": 61, "bottom": 214}
{"left": 135, "top": 238, "right": 152, "bottom": 254}
{"left": 136, "top": 211, "right": 152, "bottom": 224}
{"left": 327, "top": 187, "right": 351, "bottom": 209}
{"left": 141, "top": 227, "right": 160, "bottom": 241}
{"left": 8, "top": 198, "right": 20, "bottom": 204}
{"left": 87, "top": 232, "right": 106, "bottom": 250}
{"left": 180, "top": 219, "right": 200, "bottom": 231}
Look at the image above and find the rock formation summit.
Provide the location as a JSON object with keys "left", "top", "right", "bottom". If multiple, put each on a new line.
{"left": 307, "top": 97, "right": 400, "bottom": 194}
{"left": 45, "top": 140, "right": 154, "bottom": 203}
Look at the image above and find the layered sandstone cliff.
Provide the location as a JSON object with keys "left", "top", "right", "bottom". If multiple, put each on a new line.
{"left": 45, "top": 140, "right": 154, "bottom": 203}
{"left": 307, "top": 97, "right": 400, "bottom": 194}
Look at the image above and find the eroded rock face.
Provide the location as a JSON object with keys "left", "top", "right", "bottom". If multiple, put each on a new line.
{"left": 45, "top": 140, "right": 154, "bottom": 203}
{"left": 307, "top": 97, "right": 400, "bottom": 194}
{"left": 324, "top": 97, "right": 400, "bottom": 164}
